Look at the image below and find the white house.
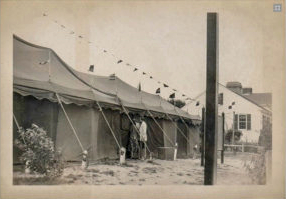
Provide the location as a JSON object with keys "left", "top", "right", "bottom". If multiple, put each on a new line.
{"left": 182, "top": 82, "right": 272, "bottom": 143}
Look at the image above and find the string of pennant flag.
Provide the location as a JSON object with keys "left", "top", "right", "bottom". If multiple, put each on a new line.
{"left": 41, "top": 13, "right": 197, "bottom": 101}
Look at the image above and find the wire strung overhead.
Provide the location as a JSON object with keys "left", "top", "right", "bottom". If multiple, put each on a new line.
{"left": 41, "top": 13, "right": 196, "bottom": 101}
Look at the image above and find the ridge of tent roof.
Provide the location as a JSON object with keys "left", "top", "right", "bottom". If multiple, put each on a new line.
{"left": 13, "top": 35, "right": 199, "bottom": 121}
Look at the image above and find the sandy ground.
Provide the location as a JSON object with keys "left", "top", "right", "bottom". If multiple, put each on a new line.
{"left": 13, "top": 153, "right": 254, "bottom": 185}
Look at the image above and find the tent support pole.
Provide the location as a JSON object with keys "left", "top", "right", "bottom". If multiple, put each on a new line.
{"left": 55, "top": 93, "right": 84, "bottom": 152}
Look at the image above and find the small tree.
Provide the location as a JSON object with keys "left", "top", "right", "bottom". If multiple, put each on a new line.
{"left": 259, "top": 121, "right": 272, "bottom": 150}
{"left": 167, "top": 99, "right": 186, "bottom": 108}
{"left": 14, "top": 124, "right": 64, "bottom": 177}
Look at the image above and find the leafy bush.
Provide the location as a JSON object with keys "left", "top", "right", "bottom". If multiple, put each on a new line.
{"left": 224, "top": 129, "right": 242, "bottom": 144}
{"left": 14, "top": 124, "right": 64, "bottom": 177}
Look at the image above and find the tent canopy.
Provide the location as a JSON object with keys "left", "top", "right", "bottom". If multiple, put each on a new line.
{"left": 13, "top": 35, "right": 200, "bottom": 123}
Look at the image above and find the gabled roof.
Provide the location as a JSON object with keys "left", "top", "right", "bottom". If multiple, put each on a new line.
{"left": 182, "top": 83, "right": 272, "bottom": 113}
{"left": 219, "top": 83, "right": 272, "bottom": 112}
{"left": 13, "top": 35, "right": 200, "bottom": 122}
{"left": 243, "top": 93, "right": 272, "bottom": 109}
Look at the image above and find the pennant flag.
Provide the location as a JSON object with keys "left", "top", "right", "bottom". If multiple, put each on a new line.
{"left": 142, "top": 72, "right": 146, "bottom": 75}
{"left": 150, "top": 76, "right": 153, "bottom": 79}
{"left": 196, "top": 101, "right": 200, "bottom": 106}
{"left": 117, "top": 60, "right": 123, "bottom": 64}
{"left": 155, "top": 88, "right": 160, "bottom": 94}
{"left": 89, "top": 65, "right": 94, "bottom": 72}
{"left": 138, "top": 82, "right": 141, "bottom": 92}
{"left": 133, "top": 68, "right": 138, "bottom": 72}
{"left": 169, "top": 93, "right": 175, "bottom": 99}
{"left": 70, "top": 31, "right": 74, "bottom": 34}
{"left": 163, "top": 83, "right": 169, "bottom": 88}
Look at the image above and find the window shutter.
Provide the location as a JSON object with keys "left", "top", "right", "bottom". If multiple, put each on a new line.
{"left": 234, "top": 114, "right": 238, "bottom": 130}
{"left": 218, "top": 93, "right": 223, "bottom": 105}
{"left": 247, "top": 114, "right": 251, "bottom": 130}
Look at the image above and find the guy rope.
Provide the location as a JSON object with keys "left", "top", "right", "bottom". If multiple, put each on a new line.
{"left": 141, "top": 103, "right": 175, "bottom": 147}
{"left": 173, "top": 107, "right": 192, "bottom": 133}
{"left": 161, "top": 108, "right": 191, "bottom": 145}
{"left": 96, "top": 101, "right": 121, "bottom": 149}
{"left": 13, "top": 113, "right": 26, "bottom": 145}
{"left": 13, "top": 113, "right": 20, "bottom": 130}
{"left": 55, "top": 93, "right": 85, "bottom": 152}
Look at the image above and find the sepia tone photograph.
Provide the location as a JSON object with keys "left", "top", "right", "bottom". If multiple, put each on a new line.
{"left": 0, "top": 0, "right": 285, "bottom": 198}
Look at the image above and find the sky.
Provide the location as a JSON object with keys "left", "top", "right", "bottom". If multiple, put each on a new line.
{"left": 1, "top": 0, "right": 284, "bottom": 100}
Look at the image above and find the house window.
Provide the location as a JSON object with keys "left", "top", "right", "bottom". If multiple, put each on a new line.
{"left": 239, "top": 115, "right": 246, "bottom": 129}
{"left": 235, "top": 114, "right": 251, "bottom": 130}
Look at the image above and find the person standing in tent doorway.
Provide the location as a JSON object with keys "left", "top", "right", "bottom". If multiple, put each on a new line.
{"left": 128, "top": 117, "right": 140, "bottom": 159}
{"left": 139, "top": 116, "right": 148, "bottom": 160}
{"left": 192, "top": 143, "right": 198, "bottom": 159}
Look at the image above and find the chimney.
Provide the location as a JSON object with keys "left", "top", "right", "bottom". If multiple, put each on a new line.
{"left": 226, "top": 81, "right": 242, "bottom": 94}
{"left": 109, "top": 73, "right": 116, "bottom": 80}
{"left": 242, "top": 87, "right": 253, "bottom": 95}
{"left": 88, "top": 65, "right": 94, "bottom": 72}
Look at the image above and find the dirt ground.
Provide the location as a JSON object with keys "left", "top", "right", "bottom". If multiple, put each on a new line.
{"left": 13, "top": 153, "right": 254, "bottom": 185}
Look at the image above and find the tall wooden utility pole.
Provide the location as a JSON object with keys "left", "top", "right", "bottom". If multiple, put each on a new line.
{"left": 221, "top": 112, "right": 225, "bottom": 164}
{"left": 204, "top": 12, "right": 219, "bottom": 185}
{"left": 201, "top": 107, "right": 205, "bottom": 166}
{"left": 232, "top": 111, "right": 235, "bottom": 145}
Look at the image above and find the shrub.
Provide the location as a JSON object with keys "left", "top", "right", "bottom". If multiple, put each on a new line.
{"left": 14, "top": 124, "right": 64, "bottom": 177}
{"left": 224, "top": 129, "right": 242, "bottom": 144}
